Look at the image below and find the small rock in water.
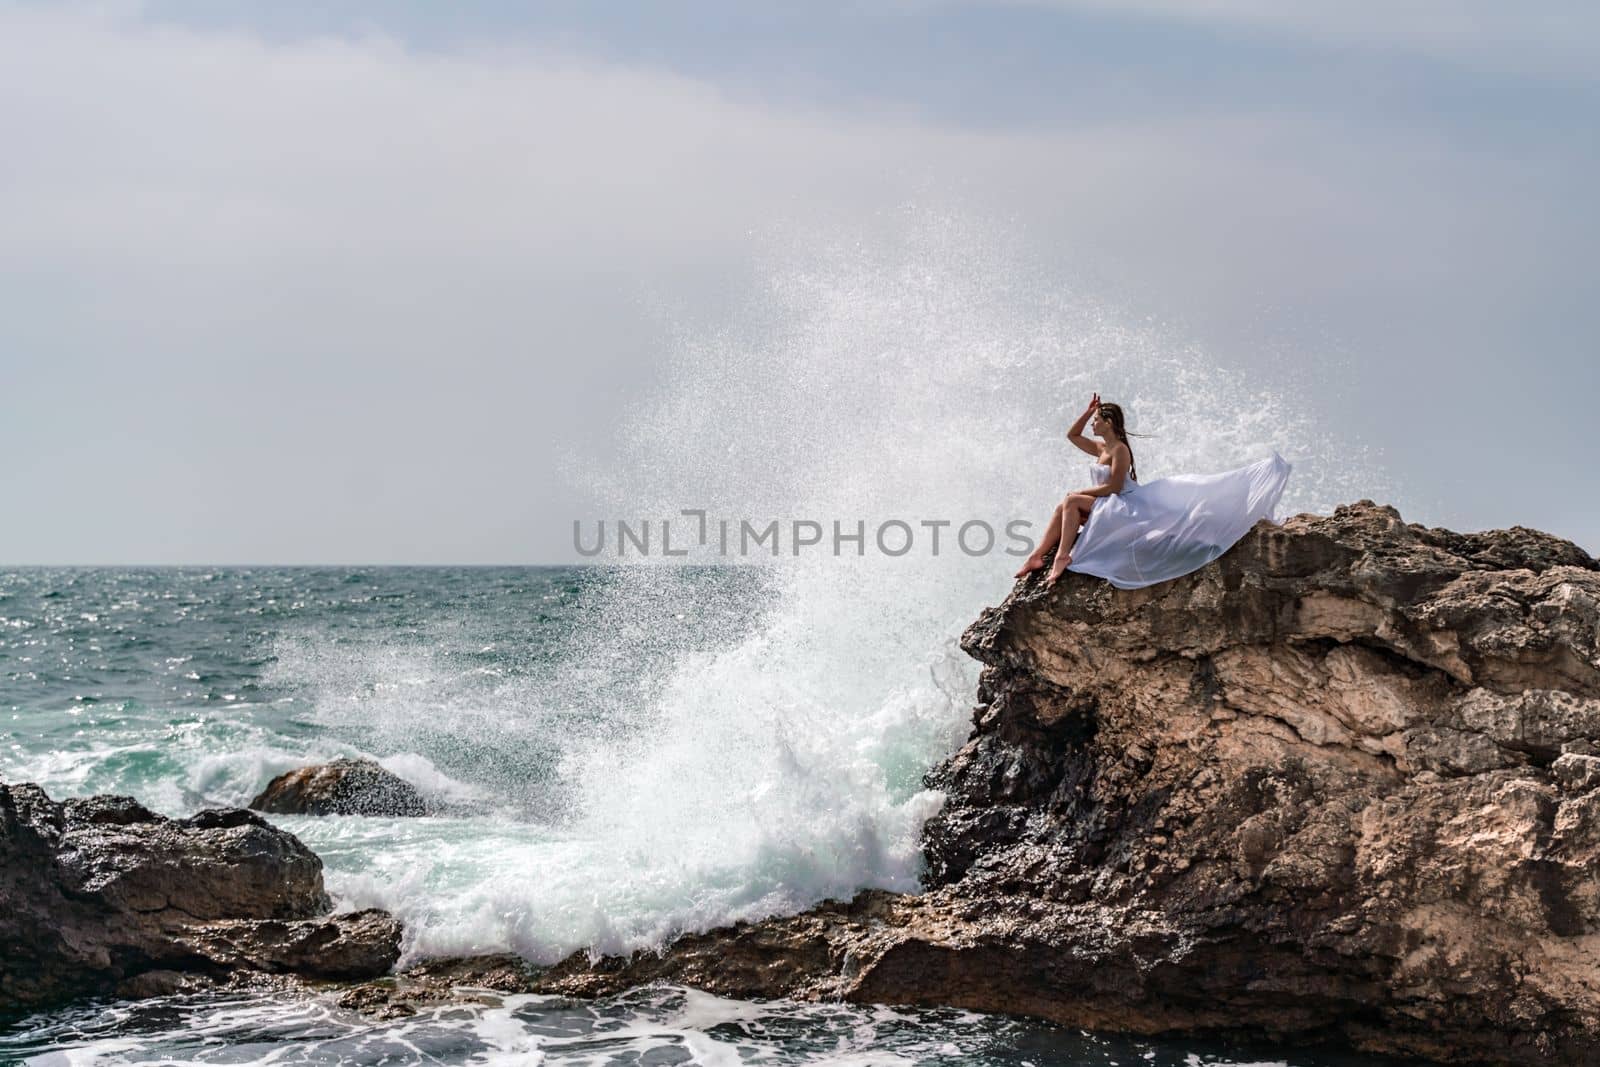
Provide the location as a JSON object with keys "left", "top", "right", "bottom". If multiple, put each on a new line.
{"left": 250, "top": 758, "right": 429, "bottom": 817}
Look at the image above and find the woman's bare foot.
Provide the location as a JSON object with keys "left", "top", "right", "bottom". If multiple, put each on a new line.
{"left": 1045, "top": 553, "right": 1072, "bottom": 584}
{"left": 1014, "top": 556, "right": 1046, "bottom": 578}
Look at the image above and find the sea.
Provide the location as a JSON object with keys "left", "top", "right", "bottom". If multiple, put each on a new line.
{"left": 1, "top": 566, "right": 1396, "bottom": 1065}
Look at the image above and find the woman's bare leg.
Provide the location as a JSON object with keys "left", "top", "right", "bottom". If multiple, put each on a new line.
{"left": 1046, "top": 494, "right": 1095, "bottom": 583}
{"left": 1014, "top": 502, "right": 1065, "bottom": 577}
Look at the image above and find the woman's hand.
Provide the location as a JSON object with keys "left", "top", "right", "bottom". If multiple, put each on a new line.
{"left": 1066, "top": 393, "right": 1104, "bottom": 455}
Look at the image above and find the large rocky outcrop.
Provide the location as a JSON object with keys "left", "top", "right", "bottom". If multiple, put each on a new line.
{"left": 250, "top": 758, "right": 429, "bottom": 817}
{"left": 533, "top": 502, "right": 1600, "bottom": 1065}
{"left": 0, "top": 784, "right": 402, "bottom": 1014}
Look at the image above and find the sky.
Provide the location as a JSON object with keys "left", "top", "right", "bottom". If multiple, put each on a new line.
{"left": 1, "top": 0, "right": 1596, "bottom": 562}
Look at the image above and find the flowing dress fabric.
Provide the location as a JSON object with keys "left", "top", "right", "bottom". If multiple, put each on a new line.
{"left": 1065, "top": 451, "right": 1293, "bottom": 590}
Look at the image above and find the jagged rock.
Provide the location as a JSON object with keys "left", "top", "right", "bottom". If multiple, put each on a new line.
{"left": 0, "top": 783, "right": 402, "bottom": 1014}
{"left": 250, "top": 758, "right": 428, "bottom": 817}
{"left": 533, "top": 501, "right": 1600, "bottom": 1066}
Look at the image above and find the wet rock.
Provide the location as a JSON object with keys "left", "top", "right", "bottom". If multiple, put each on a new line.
{"left": 175, "top": 908, "right": 406, "bottom": 980}
{"left": 536, "top": 502, "right": 1600, "bottom": 1065}
{"left": 337, "top": 953, "right": 541, "bottom": 1020}
{"left": 250, "top": 758, "right": 429, "bottom": 817}
{"left": 0, "top": 783, "right": 402, "bottom": 1015}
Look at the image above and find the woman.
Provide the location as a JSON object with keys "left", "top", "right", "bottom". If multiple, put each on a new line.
{"left": 1014, "top": 393, "right": 1293, "bottom": 589}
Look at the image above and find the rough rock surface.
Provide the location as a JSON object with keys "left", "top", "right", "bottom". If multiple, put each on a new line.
{"left": 533, "top": 502, "right": 1600, "bottom": 1065}
{"left": 0, "top": 784, "right": 402, "bottom": 1014}
{"left": 250, "top": 758, "right": 428, "bottom": 817}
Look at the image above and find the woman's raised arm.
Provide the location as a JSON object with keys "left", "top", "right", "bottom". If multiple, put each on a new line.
{"left": 1067, "top": 392, "right": 1101, "bottom": 457}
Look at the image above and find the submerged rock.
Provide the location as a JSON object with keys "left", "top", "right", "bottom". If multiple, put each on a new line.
{"left": 250, "top": 758, "right": 429, "bottom": 817}
{"left": 0, "top": 784, "right": 402, "bottom": 1014}
{"left": 535, "top": 501, "right": 1600, "bottom": 1066}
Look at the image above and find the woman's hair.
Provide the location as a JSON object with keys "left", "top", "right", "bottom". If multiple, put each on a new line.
{"left": 1096, "top": 402, "right": 1146, "bottom": 482}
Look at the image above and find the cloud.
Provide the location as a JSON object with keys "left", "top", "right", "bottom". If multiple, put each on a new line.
{"left": 0, "top": 4, "right": 1593, "bottom": 560}
{"left": 979, "top": 0, "right": 1600, "bottom": 83}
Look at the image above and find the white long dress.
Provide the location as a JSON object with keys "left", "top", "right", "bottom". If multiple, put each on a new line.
{"left": 1064, "top": 451, "right": 1293, "bottom": 590}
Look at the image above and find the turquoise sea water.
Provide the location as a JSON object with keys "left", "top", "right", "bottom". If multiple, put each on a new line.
{"left": 0, "top": 567, "right": 1393, "bottom": 1065}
